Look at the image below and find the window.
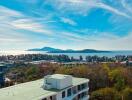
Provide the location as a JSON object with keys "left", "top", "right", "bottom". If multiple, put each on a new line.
{"left": 42, "top": 98, "right": 47, "bottom": 100}
{"left": 62, "top": 91, "right": 65, "bottom": 98}
{"left": 73, "top": 98, "right": 76, "bottom": 100}
{"left": 67, "top": 88, "right": 72, "bottom": 97}
{"left": 81, "top": 92, "right": 85, "bottom": 98}
{"left": 52, "top": 95, "right": 57, "bottom": 100}
{"left": 78, "top": 94, "right": 81, "bottom": 99}
{"left": 81, "top": 83, "right": 87, "bottom": 89}
{"left": 50, "top": 96, "right": 52, "bottom": 100}
{"left": 78, "top": 85, "right": 81, "bottom": 91}
{"left": 72, "top": 87, "right": 77, "bottom": 94}
{"left": 87, "top": 82, "right": 89, "bottom": 87}
{"left": 81, "top": 92, "right": 87, "bottom": 98}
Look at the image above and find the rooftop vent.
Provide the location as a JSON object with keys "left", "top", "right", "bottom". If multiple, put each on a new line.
{"left": 43, "top": 74, "right": 72, "bottom": 90}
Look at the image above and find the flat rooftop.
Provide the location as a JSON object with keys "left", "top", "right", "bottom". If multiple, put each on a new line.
{"left": 46, "top": 74, "right": 71, "bottom": 79}
{"left": 0, "top": 64, "right": 5, "bottom": 67}
{"left": 0, "top": 75, "right": 89, "bottom": 100}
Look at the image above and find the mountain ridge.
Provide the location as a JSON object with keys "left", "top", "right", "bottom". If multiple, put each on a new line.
{"left": 28, "top": 47, "right": 61, "bottom": 51}
{"left": 27, "top": 47, "right": 111, "bottom": 53}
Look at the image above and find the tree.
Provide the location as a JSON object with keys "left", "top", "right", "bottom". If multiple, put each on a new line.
{"left": 71, "top": 56, "right": 74, "bottom": 61}
{"left": 109, "top": 68, "right": 125, "bottom": 91}
{"left": 91, "top": 88, "right": 121, "bottom": 100}
{"left": 114, "top": 76, "right": 125, "bottom": 91}
{"left": 79, "top": 55, "right": 83, "bottom": 61}
{"left": 122, "top": 87, "right": 132, "bottom": 100}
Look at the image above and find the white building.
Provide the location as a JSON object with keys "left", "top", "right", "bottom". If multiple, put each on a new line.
{"left": 0, "top": 74, "right": 89, "bottom": 100}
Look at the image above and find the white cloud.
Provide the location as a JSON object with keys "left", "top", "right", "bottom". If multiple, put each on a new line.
{"left": 0, "top": 6, "right": 55, "bottom": 50}
{"left": 67, "top": 32, "right": 132, "bottom": 50}
{"left": 0, "top": 6, "right": 23, "bottom": 17}
{"left": 121, "top": 0, "right": 132, "bottom": 13}
{"left": 59, "top": 32, "right": 84, "bottom": 42}
{"left": 11, "top": 19, "right": 52, "bottom": 34}
{"left": 96, "top": 2, "right": 131, "bottom": 19}
{"left": 0, "top": 38, "right": 28, "bottom": 43}
{"left": 45, "top": 0, "right": 131, "bottom": 19}
{"left": 0, "top": 3, "right": 132, "bottom": 50}
{"left": 0, "top": 5, "right": 54, "bottom": 35}
{"left": 95, "top": 33, "right": 132, "bottom": 50}
{"left": 60, "top": 17, "right": 77, "bottom": 26}
{"left": 0, "top": 6, "right": 30, "bottom": 44}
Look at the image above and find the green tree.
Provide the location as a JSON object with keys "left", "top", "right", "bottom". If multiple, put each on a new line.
{"left": 114, "top": 76, "right": 125, "bottom": 91}
{"left": 109, "top": 68, "right": 125, "bottom": 91}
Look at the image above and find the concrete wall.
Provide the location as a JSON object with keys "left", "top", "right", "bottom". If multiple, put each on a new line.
{"left": 44, "top": 75, "right": 72, "bottom": 90}
{"left": 56, "top": 83, "right": 89, "bottom": 100}
{"left": 59, "top": 76, "right": 72, "bottom": 90}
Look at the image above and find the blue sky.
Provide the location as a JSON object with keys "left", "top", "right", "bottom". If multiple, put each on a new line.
{"left": 0, "top": 0, "right": 132, "bottom": 50}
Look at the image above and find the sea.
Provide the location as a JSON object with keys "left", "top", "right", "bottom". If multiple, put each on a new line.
{"left": 0, "top": 50, "right": 132, "bottom": 58}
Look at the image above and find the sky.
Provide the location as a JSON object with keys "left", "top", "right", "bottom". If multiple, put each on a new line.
{"left": 0, "top": 0, "right": 132, "bottom": 50}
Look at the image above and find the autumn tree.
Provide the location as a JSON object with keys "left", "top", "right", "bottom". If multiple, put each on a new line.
{"left": 91, "top": 87, "right": 121, "bottom": 100}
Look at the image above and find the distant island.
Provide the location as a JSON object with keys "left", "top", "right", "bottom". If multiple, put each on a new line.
{"left": 48, "top": 49, "right": 111, "bottom": 53}
{"left": 28, "top": 47, "right": 111, "bottom": 53}
{"left": 28, "top": 47, "right": 61, "bottom": 52}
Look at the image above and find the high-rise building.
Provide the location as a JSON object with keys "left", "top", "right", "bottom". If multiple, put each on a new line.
{"left": 0, "top": 74, "right": 89, "bottom": 100}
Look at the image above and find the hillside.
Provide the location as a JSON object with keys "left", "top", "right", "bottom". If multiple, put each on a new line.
{"left": 28, "top": 47, "right": 111, "bottom": 53}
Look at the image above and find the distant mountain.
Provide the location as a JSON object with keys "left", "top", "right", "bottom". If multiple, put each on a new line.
{"left": 48, "top": 49, "right": 111, "bottom": 53}
{"left": 28, "top": 47, "right": 61, "bottom": 52}
{"left": 28, "top": 47, "right": 111, "bottom": 53}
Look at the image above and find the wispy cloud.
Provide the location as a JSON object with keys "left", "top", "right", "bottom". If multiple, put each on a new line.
{"left": 45, "top": 0, "right": 131, "bottom": 19}
{"left": 60, "top": 32, "right": 132, "bottom": 50}
{"left": 0, "top": 6, "right": 23, "bottom": 17}
{"left": 91, "top": 32, "right": 132, "bottom": 50}
{"left": 121, "top": 0, "right": 132, "bottom": 13}
{"left": 96, "top": 2, "right": 131, "bottom": 19}
{"left": 0, "top": 1, "right": 132, "bottom": 50}
{"left": 60, "top": 17, "right": 77, "bottom": 26}
{"left": 0, "top": 6, "right": 55, "bottom": 50}
{"left": 11, "top": 19, "right": 52, "bottom": 35}
{"left": 0, "top": 5, "right": 54, "bottom": 35}
{"left": 0, "top": 6, "right": 26, "bottom": 44}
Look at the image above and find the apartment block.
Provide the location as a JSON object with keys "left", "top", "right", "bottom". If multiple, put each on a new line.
{"left": 0, "top": 74, "right": 89, "bottom": 100}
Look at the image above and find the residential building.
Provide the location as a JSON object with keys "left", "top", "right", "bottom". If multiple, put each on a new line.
{"left": 0, "top": 74, "right": 89, "bottom": 100}
{"left": 0, "top": 63, "right": 6, "bottom": 87}
{"left": 120, "top": 60, "right": 132, "bottom": 66}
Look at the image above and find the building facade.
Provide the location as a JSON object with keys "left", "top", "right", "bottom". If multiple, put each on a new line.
{"left": 0, "top": 64, "right": 6, "bottom": 87}
{"left": 42, "top": 74, "right": 89, "bottom": 100}
{"left": 0, "top": 74, "right": 89, "bottom": 100}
